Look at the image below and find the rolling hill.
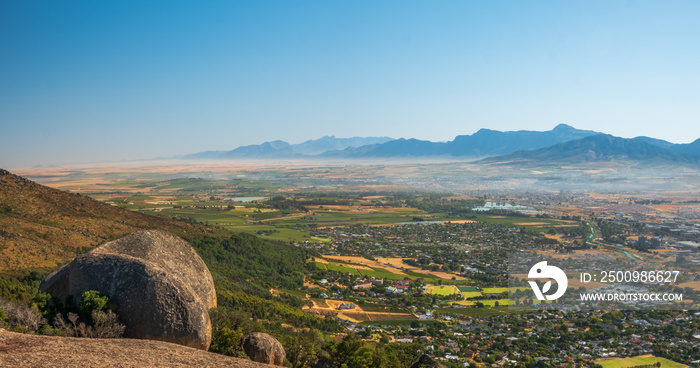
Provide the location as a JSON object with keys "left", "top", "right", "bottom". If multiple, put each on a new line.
{"left": 0, "top": 169, "right": 208, "bottom": 273}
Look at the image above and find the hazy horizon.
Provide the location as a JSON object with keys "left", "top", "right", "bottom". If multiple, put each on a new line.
{"left": 2, "top": 1, "right": 699, "bottom": 168}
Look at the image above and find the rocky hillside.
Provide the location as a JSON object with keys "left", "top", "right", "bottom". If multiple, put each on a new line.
{"left": 0, "top": 328, "right": 272, "bottom": 368}
{"left": 0, "top": 169, "right": 210, "bottom": 273}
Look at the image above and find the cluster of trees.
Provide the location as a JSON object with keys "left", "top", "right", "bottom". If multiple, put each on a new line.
{"left": 266, "top": 195, "right": 309, "bottom": 212}
{"left": 546, "top": 222, "right": 589, "bottom": 238}
{"left": 596, "top": 219, "right": 628, "bottom": 243}
{"left": 403, "top": 197, "right": 484, "bottom": 217}
{"left": 0, "top": 288, "right": 124, "bottom": 339}
{"left": 187, "top": 232, "right": 310, "bottom": 292}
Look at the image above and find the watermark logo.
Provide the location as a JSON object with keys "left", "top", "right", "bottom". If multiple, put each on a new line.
{"left": 527, "top": 261, "right": 568, "bottom": 301}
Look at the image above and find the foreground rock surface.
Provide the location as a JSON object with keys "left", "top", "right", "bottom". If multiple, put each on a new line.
{"left": 39, "top": 230, "right": 215, "bottom": 350}
{"left": 242, "top": 332, "right": 286, "bottom": 366}
{"left": 0, "top": 328, "right": 273, "bottom": 368}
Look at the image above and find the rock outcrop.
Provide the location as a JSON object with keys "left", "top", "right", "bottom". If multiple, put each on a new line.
{"left": 241, "top": 332, "right": 286, "bottom": 366}
{"left": 39, "top": 230, "right": 216, "bottom": 350}
{"left": 0, "top": 328, "right": 275, "bottom": 368}
{"left": 90, "top": 230, "right": 216, "bottom": 309}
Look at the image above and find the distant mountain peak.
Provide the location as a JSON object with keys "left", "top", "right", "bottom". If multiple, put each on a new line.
{"left": 553, "top": 123, "right": 575, "bottom": 131}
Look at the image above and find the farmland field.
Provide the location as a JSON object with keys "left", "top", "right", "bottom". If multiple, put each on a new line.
{"left": 325, "top": 263, "right": 361, "bottom": 274}
{"left": 482, "top": 287, "right": 509, "bottom": 294}
{"left": 316, "top": 257, "right": 466, "bottom": 283}
{"left": 341, "top": 311, "right": 417, "bottom": 322}
{"left": 460, "top": 291, "right": 484, "bottom": 299}
{"left": 426, "top": 285, "right": 459, "bottom": 296}
{"left": 456, "top": 286, "right": 479, "bottom": 292}
{"left": 596, "top": 355, "right": 687, "bottom": 368}
{"left": 453, "top": 299, "right": 510, "bottom": 307}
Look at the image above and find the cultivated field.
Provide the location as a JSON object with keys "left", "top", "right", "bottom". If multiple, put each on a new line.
{"left": 426, "top": 285, "right": 459, "bottom": 296}
{"left": 322, "top": 256, "right": 406, "bottom": 274}
{"left": 482, "top": 287, "right": 509, "bottom": 294}
{"left": 596, "top": 355, "right": 687, "bottom": 368}
{"left": 678, "top": 281, "right": 700, "bottom": 291}
{"left": 318, "top": 256, "right": 470, "bottom": 282}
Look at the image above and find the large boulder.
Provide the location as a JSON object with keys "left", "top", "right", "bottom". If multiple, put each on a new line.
{"left": 89, "top": 230, "right": 216, "bottom": 309}
{"left": 242, "top": 332, "right": 286, "bottom": 366}
{"left": 39, "top": 230, "right": 215, "bottom": 350}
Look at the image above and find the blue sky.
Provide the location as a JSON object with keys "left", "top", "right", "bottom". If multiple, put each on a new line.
{"left": 1, "top": 1, "right": 699, "bottom": 167}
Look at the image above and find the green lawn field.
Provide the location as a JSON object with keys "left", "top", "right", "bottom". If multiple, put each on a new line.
{"left": 482, "top": 287, "right": 509, "bottom": 294}
{"left": 460, "top": 291, "right": 484, "bottom": 299}
{"left": 456, "top": 286, "right": 479, "bottom": 292}
{"left": 596, "top": 355, "right": 686, "bottom": 368}
{"left": 426, "top": 285, "right": 459, "bottom": 296}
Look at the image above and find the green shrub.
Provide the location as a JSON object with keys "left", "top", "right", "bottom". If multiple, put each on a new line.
{"left": 0, "top": 306, "right": 6, "bottom": 328}
{"left": 79, "top": 290, "right": 109, "bottom": 314}
{"left": 210, "top": 327, "right": 246, "bottom": 357}
{"left": 10, "top": 324, "right": 28, "bottom": 333}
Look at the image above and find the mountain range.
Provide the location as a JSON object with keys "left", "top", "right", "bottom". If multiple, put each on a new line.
{"left": 184, "top": 136, "right": 394, "bottom": 159}
{"left": 183, "top": 124, "right": 700, "bottom": 165}
{"left": 482, "top": 134, "right": 700, "bottom": 165}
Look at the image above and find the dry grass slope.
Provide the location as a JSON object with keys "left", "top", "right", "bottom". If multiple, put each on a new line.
{"left": 0, "top": 169, "right": 208, "bottom": 273}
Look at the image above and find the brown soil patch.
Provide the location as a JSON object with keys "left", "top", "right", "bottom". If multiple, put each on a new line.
{"left": 543, "top": 234, "right": 565, "bottom": 241}
{"left": 678, "top": 281, "right": 700, "bottom": 291}
{"left": 324, "top": 299, "right": 364, "bottom": 312}
{"left": 336, "top": 313, "right": 361, "bottom": 322}
{"left": 340, "top": 311, "right": 416, "bottom": 322}
{"left": 408, "top": 268, "right": 469, "bottom": 281}
{"left": 375, "top": 257, "right": 411, "bottom": 268}
{"left": 303, "top": 281, "right": 325, "bottom": 289}
{"left": 444, "top": 220, "right": 477, "bottom": 224}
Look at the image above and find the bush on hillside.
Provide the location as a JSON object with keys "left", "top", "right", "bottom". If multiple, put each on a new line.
{"left": 50, "top": 291, "right": 125, "bottom": 338}
{"left": 0, "top": 296, "right": 46, "bottom": 333}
